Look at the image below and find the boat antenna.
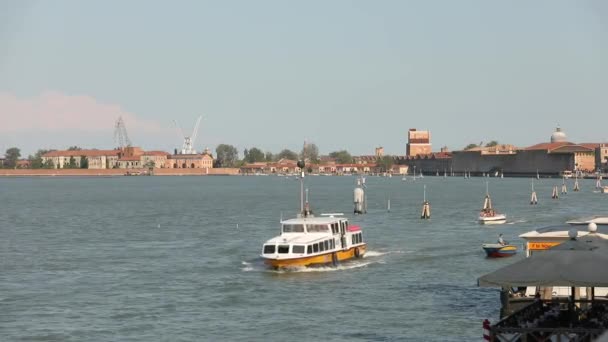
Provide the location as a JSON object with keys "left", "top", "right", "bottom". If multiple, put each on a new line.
{"left": 297, "top": 159, "right": 306, "bottom": 215}
{"left": 485, "top": 180, "right": 489, "bottom": 197}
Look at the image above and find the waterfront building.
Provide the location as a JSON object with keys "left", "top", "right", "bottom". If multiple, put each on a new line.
{"left": 167, "top": 153, "right": 213, "bottom": 169}
{"left": 43, "top": 147, "right": 184, "bottom": 170}
{"left": 397, "top": 151, "right": 452, "bottom": 175}
{"left": 451, "top": 127, "right": 601, "bottom": 175}
{"left": 550, "top": 126, "right": 568, "bottom": 143}
{"left": 375, "top": 147, "right": 384, "bottom": 157}
{"left": 596, "top": 144, "right": 608, "bottom": 172}
{"left": 240, "top": 162, "right": 268, "bottom": 174}
{"left": 140, "top": 151, "right": 170, "bottom": 168}
{"left": 43, "top": 149, "right": 121, "bottom": 169}
{"left": 116, "top": 156, "right": 141, "bottom": 169}
{"left": 406, "top": 128, "right": 431, "bottom": 157}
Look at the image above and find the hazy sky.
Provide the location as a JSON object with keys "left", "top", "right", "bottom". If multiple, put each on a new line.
{"left": 1, "top": 1, "right": 607, "bottom": 156}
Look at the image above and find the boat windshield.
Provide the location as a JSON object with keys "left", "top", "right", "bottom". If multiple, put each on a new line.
{"left": 307, "top": 224, "right": 329, "bottom": 233}
{"left": 283, "top": 224, "right": 305, "bottom": 233}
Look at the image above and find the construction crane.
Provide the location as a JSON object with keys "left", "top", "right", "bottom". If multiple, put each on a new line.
{"left": 114, "top": 116, "right": 132, "bottom": 149}
{"left": 173, "top": 116, "right": 202, "bottom": 154}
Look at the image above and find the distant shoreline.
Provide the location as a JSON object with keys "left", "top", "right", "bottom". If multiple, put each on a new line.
{"left": 0, "top": 168, "right": 240, "bottom": 177}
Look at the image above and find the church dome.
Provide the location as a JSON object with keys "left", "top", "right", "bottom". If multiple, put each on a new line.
{"left": 551, "top": 126, "right": 567, "bottom": 143}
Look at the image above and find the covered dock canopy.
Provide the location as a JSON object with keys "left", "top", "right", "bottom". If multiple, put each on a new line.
{"left": 478, "top": 231, "right": 608, "bottom": 288}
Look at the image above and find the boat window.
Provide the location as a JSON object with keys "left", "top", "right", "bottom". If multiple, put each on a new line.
{"left": 283, "top": 224, "right": 305, "bottom": 233}
{"left": 330, "top": 240, "right": 334, "bottom": 249}
{"left": 313, "top": 244, "right": 319, "bottom": 253}
{"left": 323, "top": 240, "right": 329, "bottom": 250}
{"left": 359, "top": 233, "right": 363, "bottom": 242}
{"left": 263, "top": 245, "right": 275, "bottom": 254}
{"left": 278, "top": 245, "right": 289, "bottom": 254}
{"left": 332, "top": 223, "right": 338, "bottom": 234}
{"left": 292, "top": 245, "right": 305, "bottom": 254}
{"left": 319, "top": 242, "right": 325, "bottom": 252}
{"left": 352, "top": 235, "right": 355, "bottom": 244}
{"left": 307, "top": 245, "right": 312, "bottom": 254}
{"left": 307, "top": 224, "right": 329, "bottom": 233}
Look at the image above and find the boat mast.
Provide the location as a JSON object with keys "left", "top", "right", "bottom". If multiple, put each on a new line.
{"left": 298, "top": 159, "right": 305, "bottom": 215}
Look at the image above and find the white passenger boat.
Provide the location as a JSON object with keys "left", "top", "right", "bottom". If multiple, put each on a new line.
{"left": 261, "top": 215, "right": 367, "bottom": 269}
{"left": 260, "top": 160, "right": 367, "bottom": 269}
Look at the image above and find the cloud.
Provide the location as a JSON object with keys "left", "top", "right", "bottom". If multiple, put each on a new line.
{"left": 0, "top": 91, "right": 162, "bottom": 133}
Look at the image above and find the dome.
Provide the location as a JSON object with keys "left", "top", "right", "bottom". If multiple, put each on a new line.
{"left": 551, "top": 126, "right": 567, "bottom": 143}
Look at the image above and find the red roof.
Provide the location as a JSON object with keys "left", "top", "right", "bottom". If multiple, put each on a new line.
{"left": 524, "top": 142, "right": 596, "bottom": 152}
{"left": 43, "top": 149, "right": 120, "bottom": 157}
{"left": 118, "top": 156, "right": 140, "bottom": 161}
{"left": 580, "top": 143, "right": 601, "bottom": 149}
{"left": 143, "top": 151, "right": 170, "bottom": 156}
{"left": 524, "top": 142, "right": 573, "bottom": 151}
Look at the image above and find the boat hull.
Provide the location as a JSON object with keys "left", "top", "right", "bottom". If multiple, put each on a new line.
{"left": 263, "top": 244, "right": 367, "bottom": 269}
{"left": 482, "top": 244, "right": 517, "bottom": 258}
{"left": 479, "top": 215, "right": 507, "bottom": 225}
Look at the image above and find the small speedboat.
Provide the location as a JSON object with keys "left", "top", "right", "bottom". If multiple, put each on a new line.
{"left": 479, "top": 211, "right": 507, "bottom": 225}
{"left": 478, "top": 182, "right": 506, "bottom": 225}
{"left": 482, "top": 243, "right": 517, "bottom": 257}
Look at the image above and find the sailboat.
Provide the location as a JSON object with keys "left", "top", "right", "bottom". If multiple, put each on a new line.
{"left": 478, "top": 181, "right": 507, "bottom": 225}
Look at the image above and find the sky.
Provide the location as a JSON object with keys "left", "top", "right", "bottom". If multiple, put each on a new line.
{"left": 1, "top": 0, "right": 607, "bottom": 157}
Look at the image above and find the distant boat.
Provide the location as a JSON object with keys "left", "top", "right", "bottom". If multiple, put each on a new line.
{"left": 482, "top": 244, "right": 517, "bottom": 258}
{"left": 478, "top": 182, "right": 507, "bottom": 225}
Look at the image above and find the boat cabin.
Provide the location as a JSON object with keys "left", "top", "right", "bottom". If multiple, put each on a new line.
{"left": 261, "top": 216, "right": 365, "bottom": 260}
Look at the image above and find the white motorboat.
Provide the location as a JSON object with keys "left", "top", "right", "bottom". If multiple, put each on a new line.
{"left": 478, "top": 182, "right": 506, "bottom": 225}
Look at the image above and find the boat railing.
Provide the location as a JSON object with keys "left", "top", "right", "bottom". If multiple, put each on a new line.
{"left": 491, "top": 300, "right": 608, "bottom": 340}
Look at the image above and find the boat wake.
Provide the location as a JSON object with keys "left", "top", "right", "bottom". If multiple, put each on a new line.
{"left": 241, "top": 250, "right": 399, "bottom": 273}
{"left": 507, "top": 219, "right": 527, "bottom": 225}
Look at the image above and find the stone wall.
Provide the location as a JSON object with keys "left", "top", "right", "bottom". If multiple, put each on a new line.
{"left": 399, "top": 158, "right": 453, "bottom": 175}
{"left": 451, "top": 150, "right": 574, "bottom": 175}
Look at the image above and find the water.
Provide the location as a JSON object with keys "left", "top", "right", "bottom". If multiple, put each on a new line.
{"left": 1, "top": 176, "right": 605, "bottom": 341}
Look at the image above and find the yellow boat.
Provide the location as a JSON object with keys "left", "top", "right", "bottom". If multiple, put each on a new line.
{"left": 261, "top": 215, "right": 367, "bottom": 269}
{"left": 262, "top": 159, "right": 367, "bottom": 269}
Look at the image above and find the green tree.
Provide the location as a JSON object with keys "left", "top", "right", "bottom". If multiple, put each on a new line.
{"left": 329, "top": 150, "right": 353, "bottom": 164}
{"left": 301, "top": 143, "right": 319, "bottom": 163}
{"left": 80, "top": 156, "right": 89, "bottom": 169}
{"left": 377, "top": 156, "right": 394, "bottom": 172}
{"left": 243, "top": 149, "right": 249, "bottom": 162}
{"left": 28, "top": 149, "right": 50, "bottom": 169}
{"left": 68, "top": 156, "right": 78, "bottom": 168}
{"left": 215, "top": 144, "right": 239, "bottom": 167}
{"left": 68, "top": 146, "right": 82, "bottom": 151}
{"left": 245, "top": 147, "right": 265, "bottom": 163}
{"left": 4, "top": 147, "right": 21, "bottom": 168}
{"left": 276, "top": 149, "right": 298, "bottom": 161}
{"left": 464, "top": 144, "right": 478, "bottom": 150}
{"left": 145, "top": 160, "right": 155, "bottom": 171}
{"left": 265, "top": 152, "right": 274, "bottom": 162}
{"left": 43, "top": 158, "right": 55, "bottom": 169}
{"left": 485, "top": 141, "right": 498, "bottom": 147}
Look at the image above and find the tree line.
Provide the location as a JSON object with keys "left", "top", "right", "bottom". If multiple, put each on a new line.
{"left": 1, "top": 146, "right": 88, "bottom": 169}
{"left": 2, "top": 144, "right": 395, "bottom": 172}
{"left": 214, "top": 143, "right": 394, "bottom": 171}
